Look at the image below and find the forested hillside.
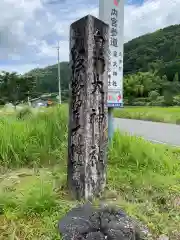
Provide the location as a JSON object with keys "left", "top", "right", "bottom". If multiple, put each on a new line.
{"left": 25, "top": 62, "right": 70, "bottom": 101}
{"left": 124, "top": 24, "right": 180, "bottom": 79}
{"left": 1, "top": 25, "right": 180, "bottom": 105}
{"left": 23, "top": 24, "right": 180, "bottom": 105}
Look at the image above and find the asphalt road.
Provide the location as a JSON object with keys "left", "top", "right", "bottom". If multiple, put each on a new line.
{"left": 114, "top": 118, "right": 180, "bottom": 147}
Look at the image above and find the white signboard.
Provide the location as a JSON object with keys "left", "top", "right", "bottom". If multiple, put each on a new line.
{"left": 99, "top": 0, "right": 124, "bottom": 107}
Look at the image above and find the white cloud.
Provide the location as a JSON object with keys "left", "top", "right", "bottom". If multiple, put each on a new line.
{"left": 124, "top": 0, "right": 180, "bottom": 41}
{"left": 0, "top": 0, "right": 180, "bottom": 73}
{"left": 0, "top": 63, "right": 44, "bottom": 73}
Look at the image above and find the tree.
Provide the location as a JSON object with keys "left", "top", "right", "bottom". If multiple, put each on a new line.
{"left": 173, "top": 72, "right": 179, "bottom": 82}
{"left": 163, "top": 90, "right": 174, "bottom": 106}
{"left": 26, "top": 62, "right": 70, "bottom": 96}
{"left": 148, "top": 90, "right": 160, "bottom": 101}
{"left": 0, "top": 71, "right": 36, "bottom": 106}
{"left": 124, "top": 71, "right": 164, "bottom": 99}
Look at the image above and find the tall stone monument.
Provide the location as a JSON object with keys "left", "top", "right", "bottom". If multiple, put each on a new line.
{"left": 68, "top": 15, "right": 109, "bottom": 200}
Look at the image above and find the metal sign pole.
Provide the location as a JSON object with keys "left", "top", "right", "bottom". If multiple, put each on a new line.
{"left": 99, "top": 0, "right": 124, "bottom": 141}
{"left": 108, "top": 107, "right": 114, "bottom": 140}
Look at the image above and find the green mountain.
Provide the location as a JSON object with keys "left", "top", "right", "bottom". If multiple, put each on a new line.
{"left": 124, "top": 24, "right": 180, "bottom": 79}
{"left": 25, "top": 24, "right": 180, "bottom": 95}
{"left": 25, "top": 62, "right": 70, "bottom": 100}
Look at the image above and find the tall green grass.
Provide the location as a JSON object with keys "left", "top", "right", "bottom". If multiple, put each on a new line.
{"left": 114, "top": 107, "right": 180, "bottom": 124}
{"left": 108, "top": 132, "right": 180, "bottom": 237}
{"left": 109, "top": 132, "right": 180, "bottom": 200}
{"left": 0, "top": 106, "right": 68, "bottom": 168}
{"left": 0, "top": 106, "right": 180, "bottom": 239}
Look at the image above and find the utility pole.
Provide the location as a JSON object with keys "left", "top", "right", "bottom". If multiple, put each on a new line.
{"left": 55, "top": 41, "right": 61, "bottom": 104}
{"left": 57, "top": 42, "right": 61, "bottom": 104}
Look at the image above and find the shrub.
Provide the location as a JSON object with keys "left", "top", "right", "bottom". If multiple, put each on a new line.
{"left": 16, "top": 107, "right": 33, "bottom": 120}
{"left": 148, "top": 90, "right": 160, "bottom": 101}
{"left": 148, "top": 96, "right": 165, "bottom": 106}
{"left": 163, "top": 91, "right": 174, "bottom": 106}
{"left": 173, "top": 95, "right": 180, "bottom": 106}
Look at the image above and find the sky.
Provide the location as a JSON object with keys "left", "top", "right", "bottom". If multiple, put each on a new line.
{"left": 0, "top": 0, "right": 180, "bottom": 74}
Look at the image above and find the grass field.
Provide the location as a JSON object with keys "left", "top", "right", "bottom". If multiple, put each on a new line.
{"left": 114, "top": 107, "right": 180, "bottom": 124}
{"left": 0, "top": 106, "right": 180, "bottom": 239}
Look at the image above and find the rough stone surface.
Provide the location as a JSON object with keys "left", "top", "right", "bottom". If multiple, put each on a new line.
{"left": 157, "top": 234, "right": 169, "bottom": 240}
{"left": 58, "top": 203, "right": 145, "bottom": 240}
{"left": 68, "top": 15, "right": 109, "bottom": 200}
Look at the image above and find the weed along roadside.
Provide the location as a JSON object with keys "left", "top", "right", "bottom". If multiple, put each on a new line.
{"left": 0, "top": 106, "right": 179, "bottom": 238}
{"left": 114, "top": 107, "right": 180, "bottom": 124}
